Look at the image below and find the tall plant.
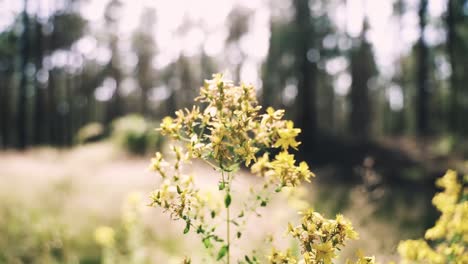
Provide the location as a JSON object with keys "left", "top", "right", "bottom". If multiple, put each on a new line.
{"left": 149, "top": 74, "right": 374, "bottom": 263}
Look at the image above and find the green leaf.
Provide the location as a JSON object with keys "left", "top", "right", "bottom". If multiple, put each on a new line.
{"left": 238, "top": 210, "right": 244, "bottom": 218}
{"left": 196, "top": 225, "right": 204, "bottom": 234}
{"left": 224, "top": 193, "right": 232, "bottom": 208}
{"left": 202, "top": 237, "right": 212, "bottom": 248}
{"left": 219, "top": 181, "right": 225, "bottom": 190}
{"left": 183, "top": 220, "right": 190, "bottom": 234}
{"left": 260, "top": 200, "right": 267, "bottom": 207}
{"left": 237, "top": 231, "right": 242, "bottom": 238}
{"left": 216, "top": 245, "right": 229, "bottom": 261}
{"left": 177, "top": 185, "right": 182, "bottom": 194}
{"left": 211, "top": 210, "right": 216, "bottom": 218}
{"left": 213, "top": 235, "right": 224, "bottom": 242}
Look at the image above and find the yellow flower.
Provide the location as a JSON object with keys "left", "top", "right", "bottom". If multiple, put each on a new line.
{"left": 313, "top": 241, "right": 335, "bottom": 264}
{"left": 398, "top": 170, "right": 467, "bottom": 264}
{"left": 159, "top": 116, "right": 180, "bottom": 136}
{"left": 251, "top": 153, "right": 271, "bottom": 177}
{"left": 261, "top": 107, "right": 285, "bottom": 125}
{"left": 268, "top": 248, "right": 298, "bottom": 264}
{"left": 274, "top": 121, "right": 301, "bottom": 150}
{"left": 336, "top": 214, "right": 359, "bottom": 240}
{"left": 297, "top": 162, "right": 314, "bottom": 183}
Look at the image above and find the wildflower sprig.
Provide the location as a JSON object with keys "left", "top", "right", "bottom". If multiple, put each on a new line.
{"left": 149, "top": 74, "right": 315, "bottom": 263}
{"left": 157, "top": 73, "right": 314, "bottom": 188}
{"left": 397, "top": 170, "right": 468, "bottom": 264}
{"left": 268, "top": 209, "right": 372, "bottom": 264}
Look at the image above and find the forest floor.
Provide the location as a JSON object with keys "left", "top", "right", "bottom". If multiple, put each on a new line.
{"left": 0, "top": 141, "right": 440, "bottom": 263}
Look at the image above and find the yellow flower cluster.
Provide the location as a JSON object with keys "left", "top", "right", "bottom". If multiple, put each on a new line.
{"left": 268, "top": 248, "right": 298, "bottom": 264}
{"left": 269, "top": 209, "right": 367, "bottom": 264}
{"left": 397, "top": 170, "right": 468, "bottom": 264}
{"left": 157, "top": 73, "right": 314, "bottom": 188}
{"left": 149, "top": 146, "right": 202, "bottom": 221}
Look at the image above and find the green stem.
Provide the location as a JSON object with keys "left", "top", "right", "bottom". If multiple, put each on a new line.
{"left": 227, "top": 194, "right": 230, "bottom": 264}
{"left": 223, "top": 171, "right": 231, "bottom": 264}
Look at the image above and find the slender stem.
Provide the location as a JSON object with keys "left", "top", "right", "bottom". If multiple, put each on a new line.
{"left": 222, "top": 171, "right": 231, "bottom": 264}
{"left": 227, "top": 193, "right": 230, "bottom": 264}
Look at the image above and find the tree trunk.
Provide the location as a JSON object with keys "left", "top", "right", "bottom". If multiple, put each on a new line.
{"left": 293, "top": 0, "right": 317, "bottom": 151}
{"left": 18, "top": 0, "right": 30, "bottom": 149}
{"left": 48, "top": 69, "right": 58, "bottom": 145}
{"left": 106, "top": 37, "right": 123, "bottom": 124}
{"left": 34, "top": 17, "right": 45, "bottom": 145}
{"left": 416, "top": 0, "right": 429, "bottom": 136}
{"left": 349, "top": 20, "right": 375, "bottom": 141}
{"left": 0, "top": 75, "right": 11, "bottom": 148}
{"left": 446, "top": 0, "right": 459, "bottom": 133}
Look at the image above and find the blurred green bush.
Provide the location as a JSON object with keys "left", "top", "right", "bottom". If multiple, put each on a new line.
{"left": 0, "top": 191, "right": 154, "bottom": 264}
{"left": 75, "top": 122, "right": 106, "bottom": 144}
{"left": 111, "top": 114, "right": 162, "bottom": 155}
{"left": 0, "top": 198, "right": 101, "bottom": 264}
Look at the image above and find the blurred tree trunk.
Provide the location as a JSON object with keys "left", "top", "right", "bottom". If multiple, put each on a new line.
{"left": 166, "top": 89, "right": 177, "bottom": 116}
{"left": 178, "top": 55, "right": 196, "bottom": 107}
{"left": 64, "top": 66, "right": 73, "bottom": 146}
{"left": 446, "top": 0, "right": 463, "bottom": 133}
{"left": 18, "top": 0, "right": 30, "bottom": 149}
{"left": 226, "top": 6, "right": 250, "bottom": 83}
{"left": 133, "top": 8, "right": 156, "bottom": 117}
{"left": 416, "top": 0, "right": 429, "bottom": 135}
{"left": 200, "top": 51, "right": 216, "bottom": 81}
{"left": 104, "top": 0, "right": 123, "bottom": 124}
{"left": 0, "top": 76, "right": 10, "bottom": 148}
{"left": 293, "top": 0, "right": 317, "bottom": 150}
{"left": 106, "top": 37, "right": 123, "bottom": 123}
{"left": 48, "top": 69, "right": 58, "bottom": 145}
{"left": 262, "top": 21, "right": 280, "bottom": 108}
{"left": 349, "top": 20, "right": 376, "bottom": 141}
{"left": 33, "top": 17, "right": 45, "bottom": 145}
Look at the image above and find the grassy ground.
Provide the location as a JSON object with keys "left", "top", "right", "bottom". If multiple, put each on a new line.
{"left": 0, "top": 142, "right": 433, "bottom": 263}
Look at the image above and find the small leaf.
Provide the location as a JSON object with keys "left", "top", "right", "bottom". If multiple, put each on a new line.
{"left": 237, "top": 231, "right": 242, "bottom": 238}
{"left": 219, "top": 181, "right": 225, "bottom": 190}
{"left": 202, "top": 237, "right": 212, "bottom": 248}
{"left": 196, "top": 225, "right": 204, "bottom": 234}
{"left": 183, "top": 220, "right": 190, "bottom": 234}
{"left": 224, "top": 193, "right": 232, "bottom": 208}
{"left": 213, "top": 235, "right": 224, "bottom": 242}
{"left": 216, "top": 245, "right": 229, "bottom": 261}
{"left": 238, "top": 210, "right": 244, "bottom": 218}
{"left": 260, "top": 200, "right": 267, "bottom": 207}
{"left": 211, "top": 210, "right": 216, "bottom": 218}
{"left": 177, "top": 185, "right": 182, "bottom": 194}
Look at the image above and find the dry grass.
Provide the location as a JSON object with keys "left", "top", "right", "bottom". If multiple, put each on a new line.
{"left": 0, "top": 142, "right": 418, "bottom": 262}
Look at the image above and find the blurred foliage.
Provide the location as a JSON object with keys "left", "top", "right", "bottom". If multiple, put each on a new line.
{"left": 75, "top": 122, "right": 106, "bottom": 144}
{"left": 0, "top": 192, "right": 101, "bottom": 264}
{"left": 111, "top": 114, "right": 162, "bottom": 155}
{"left": 397, "top": 170, "right": 468, "bottom": 263}
{"left": 95, "top": 192, "right": 152, "bottom": 264}
{"left": 0, "top": 190, "right": 154, "bottom": 264}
